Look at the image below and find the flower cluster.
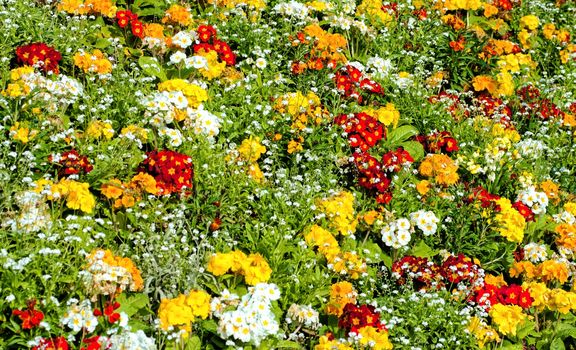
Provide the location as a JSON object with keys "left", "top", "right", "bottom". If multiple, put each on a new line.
{"left": 12, "top": 300, "right": 44, "bottom": 330}
{"left": 473, "top": 283, "right": 533, "bottom": 310}
{"left": 15, "top": 42, "right": 61, "bottom": 73}
{"left": 138, "top": 150, "right": 194, "bottom": 195}
{"left": 418, "top": 153, "right": 459, "bottom": 186}
{"left": 334, "top": 64, "right": 384, "bottom": 103}
{"left": 326, "top": 281, "right": 357, "bottom": 316}
{"left": 49, "top": 150, "right": 93, "bottom": 177}
{"left": 158, "top": 289, "right": 211, "bottom": 335}
{"left": 290, "top": 24, "right": 347, "bottom": 74}
{"left": 415, "top": 131, "right": 459, "bottom": 154}
{"left": 335, "top": 112, "right": 385, "bottom": 152}
{"left": 80, "top": 249, "right": 144, "bottom": 299}
{"left": 207, "top": 250, "right": 272, "bottom": 285}
{"left": 115, "top": 10, "right": 144, "bottom": 38}
{"left": 216, "top": 284, "right": 280, "bottom": 346}
{"left": 73, "top": 49, "right": 113, "bottom": 75}
{"left": 35, "top": 178, "right": 96, "bottom": 213}
{"left": 101, "top": 173, "right": 158, "bottom": 208}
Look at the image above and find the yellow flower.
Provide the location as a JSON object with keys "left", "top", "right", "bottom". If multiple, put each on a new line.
{"left": 247, "top": 163, "right": 264, "bottom": 183}
{"left": 185, "top": 290, "right": 211, "bottom": 319}
{"left": 468, "top": 317, "right": 500, "bottom": 348}
{"left": 86, "top": 120, "right": 114, "bottom": 140}
{"left": 161, "top": 4, "right": 192, "bottom": 26}
{"left": 242, "top": 253, "right": 272, "bottom": 285}
{"left": 101, "top": 179, "right": 124, "bottom": 199}
{"left": 317, "top": 191, "right": 358, "bottom": 236}
{"left": 130, "top": 173, "right": 158, "bottom": 194}
{"left": 198, "top": 50, "right": 226, "bottom": 80}
{"left": 10, "top": 123, "right": 37, "bottom": 144}
{"left": 158, "top": 289, "right": 211, "bottom": 334}
{"left": 52, "top": 179, "right": 96, "bottom": 213}
{"left": 520, "top": 15, "right": 539, "bottom": 31}
{"left": 522, "top": 281, "right": 549, "bottom": 310}
{"left": 158, "top": 79, "right": 208, "bottom": 108}
{"left": 73, "top": 50, "right": 113, "bottom": 74}
{"left": 305, "top": 225, "right": 340, "bottom": 259}
{"left": 357, "top": 326, "right": 393, "bottom": 350}
{"left": 287, "top": 139, "right": 304, "bottom": 154}
{"left": 489, "top": 304, "right": 527, "bottom": 336}
{"left": 416, "top": 179, "right": 431, "bottom": 196}
{"left": 539, "top": 260, "right": 569, "bottom": 284}
{"left": 327, "top": 281, "right": 356, "bottom": 316}
{"left": 238, "top": 136, "right": 266, "bottom": 163}
{"left": 366, "top": 103, "right": 400, "bottom": 127}
{"left": 484, "top": 274, "right": 507, "bottom": 288}
{"left": 483, "top": 3, "right": 498, "bottom": 17}
{"left": 207, "top": 252, "right": 235, "bottom": 276}
{"left": 494, "top": 198, "right": 526, "bottom": 243}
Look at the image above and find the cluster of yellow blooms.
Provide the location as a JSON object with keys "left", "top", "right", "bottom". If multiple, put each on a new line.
{"left": 468, "top": 316, "right": 501, "bottom": 349}
{"left": 10, "top": 122, "right": 37, "bottom": 144}
{"left": 436, "top": 0, "right": 483, "bottom": 11}
{"left": 2, "top": 66, "right": 34, "bottom": 98}
{"left": 57, "top": 0, "right": 117, "bottom": 17}
{"left": 101, "top": 173, "right": 158, "bottom": 208}
{"left": 356, "top": 0, "right": 395, "bottom": 25}
{"left": 472, "top": 71, "right": 515, "bottom": 97}
{"left": 418, "top": 154, "right": 459, "bottom": 186}
{"left": 316, "top": 191, "right": 358, "bottom": 236}
{"left": 85, "top": 120, "right": 114, "bottom": 140}
{"left": 73, "top": 50, "right": 113, "bottom": 75}
{"left": 161, "top": 4, "right": 193, "bottom": 26}
{"left": 236, "top": 136, "right": 266, "bottom": 182}
{"left": 121, "top": 124, "right": 149, "bottom": 142}
{"left": 196, "top": 49, "right": 227, "bottom": 80}
{"left": 488, "top": 304, "right": 527, "bottom": 336}
{"left": 35, "top": 178, "right": 96, "bottom": 213}
{"left": 315, "top": 328, "right": 393, "bottom": 350}
{"left": 157, "top": 79, "right": 208, "bottom": 108}
{"left": 523, "top": 282, "right": 576, "bottom": 314}
{"left": 207, "top": 250, "right": 272, "bottom": 285}
{"left": 542, "top": 23, "right": 571, "bottom": 43}
{"left": 207, "top": 0, "right": 266, "bottom": 9}
{"left": 494, "top": 198, "right": 526, "bottom": 243}
{"left": 274, "top": 91, "right": 326, "bottom": 129}
{"left": 510, "top": 259, "right": 570, "bottom": 284}
{"left": 158, "top": 289, "right": 211, "bottom": 335}
{"left": 305, "top": 225, "right": 367, "bottom": 279}
{"left": 302, "top": 24, "right": 347, "bottom": 65}
{"left": 364, "top": 103, "right": 400, "bottom": 129}
{"left": 326, "top": 281, "right": 357, "bottom": 316}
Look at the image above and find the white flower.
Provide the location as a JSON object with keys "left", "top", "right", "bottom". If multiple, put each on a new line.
{"left": 255, "top": 58, "right": 268, "bottom": 70}
{"left": 169, "top": 51, "right": 186, "bottom": 65}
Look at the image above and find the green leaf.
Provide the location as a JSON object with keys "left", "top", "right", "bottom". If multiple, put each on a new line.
{"left": 185, "top": 336, "right": 202, "bottom": 350}
{"left": 117, "top": 293, "right": 149, "bottom": 317}
{"left": 516, "top": 320, "right": 535, "bottom": 339}
{"left": 272, "top": 340, "right": 302, "bottom": 349}
{"left": 361, "top": 241, "right": 384, "bottom": 263}
{"left": 556, "top": 323, "right": 576, "bottom": 340}
{"left": 387, "top": 125, "right": 419, "bottom": 145}
{"left": 200, "top": 319, "right": 219, "bottom": 334}
{"left": 94, "top": 38, "right": 110, "bottom": 49}
{"left": 550, "top": 337, "right": 566, "bottom": 350}
{"left": 411, "top": 240, "right": 436, "bottom": 258}
{"left": 399, "top": 141, "right": 425, "bottom": 162}
{"left": 138, "top": 56, "right": 167, "bottom": 81}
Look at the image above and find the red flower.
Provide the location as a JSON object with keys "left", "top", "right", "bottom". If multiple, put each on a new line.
{"left": 15, "top": 43, "right": 62, "bottom": 73}
{"left": 139, "top": 150, "right": 194, "bottom": 195}
{"left": 518, "top": 289, "right": 533, "bottom": 309}
{"left": 81, "top": 336, "right": 105, "bottom": 350}
{"left": 194, "top": 43, "right": 215, "bottom": 54}
{"left": 49, "top": 149, "right": 93, "bottom": 177}
{"left": 512, "top": 201, "right": 535, "bottom": 222}
{"left": 115, "top": 10, "right": 137, "bottom": 28}
{"left": 12, "top": 300, "right": 44, "bottom": 329}
{"left": 338, "top": 303, "right": 386, "bottom": 334}
{"left": 449, "top": 36, "right": 465, "bottom": 51}
{"left": 197, "top": 25, "right": 217, "bottom": 43}
{"left": 382, "top": 147, "right": 414, "bottom": 173}
{"left": 32, "top": 337, "right": 69, "bottom": 350}
{"left": 131, "top": 20, "right": 144, "bottom": 38}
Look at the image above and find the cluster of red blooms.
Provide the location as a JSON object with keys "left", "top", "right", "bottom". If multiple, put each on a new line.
{"left": 392, "top": 256, "right": 443, "bottom": 290}
{"left": 49, "top": 150, "right": 93, "bottom": 177}
{"left": 392, "top": 254, "right": 483, "bottom": 290}
{"left": 517, "top": 85, "right": 565, "bottom": 120}
{"left": 335, "top": 112, "right": 385, "bottom": 152}
{"left": 429, "top": 91, "right": 469, "bottom": 119}
{"left": 415, "top": 131, "right": 459, "bottom": 154}
{"left": 139, "top": 150, "right": 194, "bottom": 195}
{"left": 492, "top": 0, "right": 521, "bottom": 11}
{"left": 82, "top": 336, "right": 107, "bottom": 350}
{"left": 334, "top": 65, "right": 384, "bottom": 103}
{"left": 15, "top": 43, "right": 62, "bottom": 73}
{"left": 449, "top": 36, "right": 466, "bottom": 52}
{"left": 32, "top": 337, "right": 69, "bottom": 350}
{"left": 12, "top": 300, "right": 44, "bottom": 329}
{"left": 440, "top": 253, "right": 482, "bottom": 285}
{"left": 93, "top": 301, "right": 121, "bottom": 324}
{"left": 193, "top": 25, "right": 236, "bottom": 66}
{"left": 352, "top": 148, "right": 413, "bottom": 204}
{"left": 476, "top": 93, "right": 513, "bottom": 127}
{"left": 466, "top": 185, "right": 535, "bottom": 221}
{"left": 381, "top": 2, "right": 398, "bottom": 16}
{"left": 472, "top": 283, "right": 533, "bottom": 310}
{"left": 512, "top": 201, "right": 535, "bottom": 221}
{"left": 338, "top": 303, "right": 387, "bottom": 334}
{"left": 115, "top": 10, "right": 144, "bottom": 38}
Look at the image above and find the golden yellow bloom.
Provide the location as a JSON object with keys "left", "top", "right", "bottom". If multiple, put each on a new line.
{"left": 468, "top": 316, "right": 500, "bottom": 348}
{"left": 242, "top": 253, "right": 272, "bottom": 285}
{"left": 317, "top": 191, "right": 358, "bottom": 236}
{"left": 416, "top": 179, "right": 431, "bottom": 196}
{"left": 520, "top": 15, "right": 539, "bottom": 31}
{"left": 539, "top": 260, "right": 569, "bottom": 284}
{"left": 287, "top": 139, "right": 304, "bottom": 154}
{"left": 248, "top": 163, "right": 264, "bottom": 183}
{"left": 74, "top": 50, "right": 113, "bottom": 74}
{"left": 101, "top": 179, "right": 124, "bottom": 199}
{"left": 207, "top": 252, "right": 235, "bottom": 276}
{"left": 86, "top": 120, "right": 114, "bottom": 140}
{"left": 327, "top": 281, "right": 357, "bottom": 316}
{"left": 10, "top": 123, "right": 37, "bottom": 144}
{"left": 161, "top": 4, "right": 192, "bottom": 26}
{"left": 130, "top": 172, "right": 158, "bottom": 194}
{"left": 419, "top": 154, "right": 459, "bottom": 186}
{"left": 51, "top": 179, "right": 96, "bottom": 213}
{"left": 484, "top": 274, "right": 507, "bottom": 288}
{"left": 358, "top": 326, "right": 393, "bottom": 350}
{"left": 158, "top": 289, "right": 211, "bottom": 334}
{"left": 489, "top": 304, "right": 527, "bottom": 336}
{"left": 197, "top": 50, "right": 226, "bottom": 80}
{"left": 158, "top": 79, "right": 208, "bottom": 108}
{"left": 238, "top": 136, "right": 266, "bottom": 163}
{"left": 365, "top": 103, "right": 400, "bottom": 127}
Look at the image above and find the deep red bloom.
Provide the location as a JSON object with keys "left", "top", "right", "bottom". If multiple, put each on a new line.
{"left": 12, "top": 300, "right": 44, "bottom": 329}
{"left": 32, "top": 337, "right": 69, "bottom": 350}
{"left": 512, "top": 201, "right": 535, "bottom": 222}
{"left": 139, "top": 150, "right": 194, "bottom": 195}
{"left": 131, "top": 20, "right": 144, "bottom": 38}
{"left": 49, "top": 149, "right": 93, "bottom": 177}
{"left": 15, "top": 43, "right": 62, "bottom": 73}
{"left": 81, "top": 336, "right": 105, "bottom": 350}
{"left": 197, "top": 25, "right": 217, "bottom": 43}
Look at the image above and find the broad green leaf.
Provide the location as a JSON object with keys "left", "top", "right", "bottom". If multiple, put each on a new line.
{"left": 185, "top": 336, "right": 202, "bottom": 350}
{"left": 94, "top": 38, "right": 110, "bottom": 49}
{"left": 400, "top": 141, "right": 425, "bottom": 162}
{"left": 201, "top": 319, "right": 219, "bottom": 333}
{"left": 516, "top": 320, "right": 535, "bottom": 339}
{"left": 387, "top": 125, "right": 419, "bottom": 145}
{"left": 411, "top": 240, "right": 436, "bottom": 258}
{"left": 361, "top": 241, "right": 384, "bottom": 263}
{"left": 138, "top": 56, "right": 166, "bottom": 81}
{"left": 556, "top": 323, "right": 576, "bottom": 340}
{"left": 550, "top": 337, "right": 566, "bottom": 350}
{"left": 273, "top": 340, "right": 302, "bottom": 349}
{"left": 117, "top": 293, "right": 149, "bottom": 317}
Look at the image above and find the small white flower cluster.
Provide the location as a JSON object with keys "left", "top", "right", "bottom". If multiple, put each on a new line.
{"left": 217, "top": 283, "right": 281, "bottom": 346}
{"left": 366, "top": 56, "right": 394, "bottom": 80}
{"left": 16, "top": 71, "right": 83, "bottom": 112}
{"left": 523, "top": 242, "right": 548, "bottom": 263}
{"left": 515, "top": 138, "right": 547, "bottom": 159}
{"left": 61, "top": 299, "right": 98, "bottom": 333}
{"left": 169, "top": 52, "right": 209, "bottom": 70}
{"left": 409, "top": 210, "right": 440, "bottom": 236}
{"left": 10, "top": 190, "right": 52, "bottom": 234}
{"left": 553, "top": 208, "right": 575, "bottom": 224}
{"left": 210, "top": 289, "right": 240, "bottom": 317}
{"left": 79, "top": 250, "right": 136, "bottom": 299}
{"left": 171, "top": 30, "right": 197, "bottom": 49}
{"left": 381, "top": 218, "right": 412, "bottom": 249}
{"left": 516, "top": 186, "right": 549, "bottom": 215}
{"left": 108, "top": 330, "right": 157, "bottom": 350}
{"left": 286, "top": 304, "right": 320, "bottom": 330}
{"left": 382, "top": 210, "right": 440, "bottom": 248}
{"left": 273, "top": 1, "right": 309, "bottom": 20}
{"left": 142, "top": 92, "right": 222, "bottom": 143}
